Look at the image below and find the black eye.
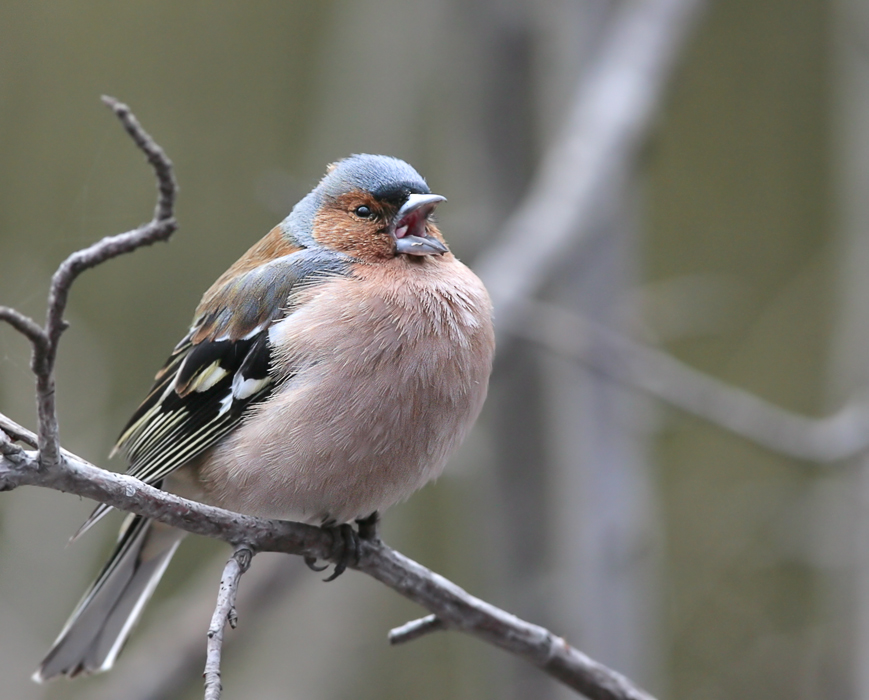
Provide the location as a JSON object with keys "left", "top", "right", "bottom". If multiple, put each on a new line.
{"left": 354, "top": 205, "right": 372, "bottom": 218}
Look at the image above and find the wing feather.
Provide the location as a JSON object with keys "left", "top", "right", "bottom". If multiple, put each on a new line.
{"left": 74, "top": 244, "right": 352, "bottom": 539}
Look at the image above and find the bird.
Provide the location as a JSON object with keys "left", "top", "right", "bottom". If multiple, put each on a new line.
{"left": 33, "top": 154, "right": 495, "bottom": 682}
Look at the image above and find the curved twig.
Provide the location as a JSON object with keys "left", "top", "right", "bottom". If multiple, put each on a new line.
{"left": 204, "top": 547, "right": 253, "bottom": 700}
{"left": 35, "top": 96, "right": 177, "bottom": 470}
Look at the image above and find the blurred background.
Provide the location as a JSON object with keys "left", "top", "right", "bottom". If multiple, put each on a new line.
{"left": 0, "top": 0, "right": 864, "bottom": 698}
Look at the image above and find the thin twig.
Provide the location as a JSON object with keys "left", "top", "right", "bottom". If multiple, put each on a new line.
{"left": 35, "top": 96, "right": 177, "bottom": 470}
{"left": 0, "top": 307, "right": 46, "bottom": 348}
{"left": 204, "top": 547, "right": 253, "bottom": 700}
{"left": 100, "top": 96, "right": 177, "bottom": 222}
{"left": 476, "top": 0, "right": 709, "bottom": 346}
{"left": 0, "top": 421, "right": 654, "bottom": 700}
{"left": 358, "top": 544, "right": 654, "bottom": 700}
{"left": 91, "top": 556, "right": 303, "bottom": 700}
{"left": 0, "top": 413, "right": 38, "bottom": 448}
{"left": 388, "top": 614, "right": 446, "bottom": 645}
{"left": 511, "top": 300, "right": 869, "bottom": 463}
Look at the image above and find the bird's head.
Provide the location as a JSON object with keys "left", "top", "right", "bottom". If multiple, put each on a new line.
{"left": 284, "top": 154, "right": 448, "bottom": 262}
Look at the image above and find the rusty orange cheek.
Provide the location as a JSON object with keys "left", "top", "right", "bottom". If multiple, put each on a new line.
{"left": 312, "top": 201, "right": 396, "bottom": 261}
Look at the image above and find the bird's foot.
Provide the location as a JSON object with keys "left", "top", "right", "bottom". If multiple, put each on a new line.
{"left": 306, "top": 512, "right": 379, "bottom": 581}
{"left": 321, "top": 523, "right": 360, "bottom": 582}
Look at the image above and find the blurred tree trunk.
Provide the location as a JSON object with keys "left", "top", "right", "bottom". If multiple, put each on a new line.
{"left": 539, "top": 178, "right": 662, "bottom": 697}
{"left": 489, "top": 1, "right": 663, "bottom": 697}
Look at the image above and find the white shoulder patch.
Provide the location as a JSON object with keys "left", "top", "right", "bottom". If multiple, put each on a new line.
{"left": 232, "top": 373, "right": 271, "bottom": 401}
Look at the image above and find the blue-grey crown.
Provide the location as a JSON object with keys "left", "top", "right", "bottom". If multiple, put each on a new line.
{"left": 284, "top": 155, "right": 431, "bottom": 247}
{"left": 321, "top": 155, "right": 430, "bottom": 201}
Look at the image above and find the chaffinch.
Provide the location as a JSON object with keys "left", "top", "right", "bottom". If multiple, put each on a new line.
{"left": 34, "top": 154, "right": 495, "bottom": 681}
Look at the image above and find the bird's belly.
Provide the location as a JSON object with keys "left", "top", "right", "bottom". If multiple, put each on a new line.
{"left": 188, "top": 258, "right": 494, "bottom": 524}
{"left": 193, "top": 353, "right": 485, "bottom": 525}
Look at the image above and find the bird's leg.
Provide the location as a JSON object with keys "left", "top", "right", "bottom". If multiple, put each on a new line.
{"left": 306, "top": 513, "right": 378, "bottom": 580}
{"left": 322, "top": 524, "right": 360, "bottom": 582}
{"left": 305, "top": 516, "right": 337, "bottom": 572}
{"left": 356, "top": 510, "right": 380, "bottom": 541}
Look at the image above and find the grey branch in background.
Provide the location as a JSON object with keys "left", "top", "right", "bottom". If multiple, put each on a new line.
{"left": 514, "top": 301, "right": 869, "bottom": 462}
{"left": 477, "top": 0, "right": 709, "bottom": 343}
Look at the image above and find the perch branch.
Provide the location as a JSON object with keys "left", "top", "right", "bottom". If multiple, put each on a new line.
{"left": 204, "top": 547, "right": 253, "bottom": 700}
{"left": 0, "top": 418, "right": 653, "bottom": 700}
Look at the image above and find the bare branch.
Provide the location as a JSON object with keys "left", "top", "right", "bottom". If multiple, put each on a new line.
{"left": 36, "top": 96, "right": 178, "bottom": 470}
{"left": 388, "top": 614, "right": 446, "bottom": 645}
{"left": 512, "top": 301, "right": 869, "bottom": 463}
{"left": 359, "top": 544, "right": 655, "bottom": 700}
{"left": 91, "top": 556, "right": 303, "bottom": 700}
{"left": 204, "top": 547, "right": 253, "bottom": 700}
{"left": 0, "top": 417, "right": 654, "bottom": 700}
{"left": 0, "top": 307, "right": 46, "bottom": 349}
{"left": 0, "top": 414, "right": 330, "bottom": 552}
{"left": 476, "top": 0, "right": 709, "bottom": 345}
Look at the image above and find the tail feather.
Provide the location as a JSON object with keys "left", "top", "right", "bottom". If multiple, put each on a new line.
{"left": 33, "top": 515, "right": 184, "bottom": 682}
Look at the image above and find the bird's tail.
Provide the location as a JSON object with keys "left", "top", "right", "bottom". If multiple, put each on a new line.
{"left": 33, "top": 515, "right": 184, "bottom": 682}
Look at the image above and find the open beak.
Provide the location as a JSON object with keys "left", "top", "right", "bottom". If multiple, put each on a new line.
{"left": 393, "top": 193, "right": 448, "bottom": 256}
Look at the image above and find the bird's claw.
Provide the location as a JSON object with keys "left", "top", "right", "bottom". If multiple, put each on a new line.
{"left": 306, "top": 513, "right": 379, "bottom": 581}
{"left": 304, "top": 556, "right": 328, "bottom": 572}
{"left": 321, "top": 523, "right": 359, "bottom": 582}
